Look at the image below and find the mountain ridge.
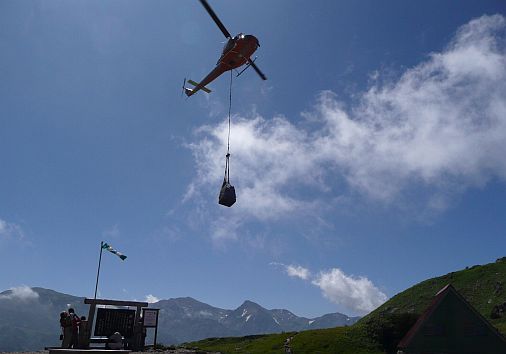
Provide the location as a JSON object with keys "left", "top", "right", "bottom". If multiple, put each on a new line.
{"left": 0, "top": 287, "right": 359, "bottom": 351}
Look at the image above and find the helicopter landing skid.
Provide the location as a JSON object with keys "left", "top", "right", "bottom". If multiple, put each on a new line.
{"left": 236, "top": 57, "right": 257, "bottom": 77}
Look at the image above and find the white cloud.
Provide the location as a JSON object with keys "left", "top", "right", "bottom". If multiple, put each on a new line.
{"left": 0, "top": 218, "right": 25, "bottom": 242}
{"left": 210, "top": 216, "right": 242, "bottom": 242}
{"left": 145, "top": 294, "right": 160, "bottom": 303}
{"left": 187, "top": 116, "right": 316, "bottom": 220}
{"left": 285, "top": 265, "right": 311, "bottom": 280}
{"left": 312, "top": 268, "right": 387, "bottom": 314}
{"left": 273, "top": 263, "right": 386, "bottom": 314}
{"left": 312, "top": 14, "right": 506, "bottom": 203}
{"left": 271, "top": 262, "right": 312, "bottom": 280}
{"left": 188, "top": 14, "right": 506, "bottom": 224}
{"left": 0, "top": 286, "right": 39, "bottom": 301}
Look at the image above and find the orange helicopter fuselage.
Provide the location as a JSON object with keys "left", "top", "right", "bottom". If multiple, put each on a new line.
{"left": 185, "top": 34, "right": 259, "bottom": 96}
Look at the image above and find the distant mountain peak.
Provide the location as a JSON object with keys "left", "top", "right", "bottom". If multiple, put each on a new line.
{"left": 0, "top": 287, "right": 360, "bottom": 351}
{"left": 238, "top": 300, "right": 264, "bottom": 310}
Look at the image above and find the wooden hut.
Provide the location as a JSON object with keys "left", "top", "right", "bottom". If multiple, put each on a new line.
{"left": 397, "top": 284, "right": 506, "bottom": 354}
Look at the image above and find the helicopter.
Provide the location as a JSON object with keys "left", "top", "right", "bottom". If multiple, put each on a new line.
{"left": 183, "top": 0, "right": 267, "bottom": 97}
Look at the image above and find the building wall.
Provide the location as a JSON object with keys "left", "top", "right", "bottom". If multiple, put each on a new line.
{"left": 403, "top": 292, "right": 506, "bottom": 354}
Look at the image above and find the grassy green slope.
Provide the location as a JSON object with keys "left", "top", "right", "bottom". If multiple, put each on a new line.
{"left": 289, "top": 326, "right": 382, "bottom": 354}
{"left": 359, "top": 257, "right": 506, "bottom": 333}
{"left": 186, "top": 258, "right": 506, "bottom": 353}
{"left": 185, "top": 333, "right": 296, "bottom": 354}
{"left": 186, "top": 326, "right": 383, "bottom": 354}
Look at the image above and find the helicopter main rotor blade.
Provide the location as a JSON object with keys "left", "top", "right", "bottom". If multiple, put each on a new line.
{"left": 199, "top": 0, "right": 232, "bottom": 39}
{"left": 248, "top": 59, "right": 267, "bottom": 80}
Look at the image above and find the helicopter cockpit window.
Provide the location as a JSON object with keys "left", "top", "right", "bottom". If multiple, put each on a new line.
{"left": 222, "top": 38, "right": 235, "bottom": 54}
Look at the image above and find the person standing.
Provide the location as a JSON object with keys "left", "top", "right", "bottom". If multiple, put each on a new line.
{"left": 60, "top": 311, "right": 72, "bottom": 348}
{"left": 68, "top": 308, "right": 81, "bottom": 348}
{"left": 78, "top": 316, "right": 88, "bottom": 349}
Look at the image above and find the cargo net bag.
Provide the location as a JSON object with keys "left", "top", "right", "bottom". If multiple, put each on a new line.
{"left": 219, "top": 153, "right": 236, "bottom": 207}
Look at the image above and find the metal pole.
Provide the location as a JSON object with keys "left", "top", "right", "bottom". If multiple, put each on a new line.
{"left": 154, "top": 326, "right": 158, "bottom": 351}
{"left": 94, "top": 241, "right": 104, "bottom": 300}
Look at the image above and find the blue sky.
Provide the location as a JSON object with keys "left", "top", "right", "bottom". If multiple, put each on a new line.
{"left": 1, "top": 0, "right": 506, "bottom": 318}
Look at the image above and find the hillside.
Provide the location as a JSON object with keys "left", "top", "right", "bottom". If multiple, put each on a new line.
{"left": 359, "top": 257, "right": 506, "bottom": 333}
{"left": 186, "top": 326, "right": 383, "bottom": 354}
{"left": 190, "top": 257, "right": 506, "bottom": 353}
{"left": 0, "top": 288, "right": 86, "bottom": 352}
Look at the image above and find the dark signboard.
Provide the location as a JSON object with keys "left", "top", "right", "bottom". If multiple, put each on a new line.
{"left": 142, "top": 308, "right": 159, "bottom": 327}
{"left": 94, "top": 308, "right": 136, "bottom": 337}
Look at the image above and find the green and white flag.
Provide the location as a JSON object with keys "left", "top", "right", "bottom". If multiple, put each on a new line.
{"left": 101, "top": 242, "right": 127, "bottom": 261}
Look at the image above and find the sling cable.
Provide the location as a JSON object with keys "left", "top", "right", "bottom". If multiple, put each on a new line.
{"left": 218, "top": 70, "right": 236, "bottom": 207}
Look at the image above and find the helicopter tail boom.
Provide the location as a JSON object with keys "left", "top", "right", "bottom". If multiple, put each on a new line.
{"left": 187, "top": 79, "right": 212, "bottom": 93}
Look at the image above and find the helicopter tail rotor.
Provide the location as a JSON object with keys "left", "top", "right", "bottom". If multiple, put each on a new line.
{"left": 181, "top": 78, "right": 187, "bottom": 97}
{"left": 184, "top": 87, "right": 194, "bottom": 97}
{"left": 182, "top": 78, "right": 195, "bottom": 97}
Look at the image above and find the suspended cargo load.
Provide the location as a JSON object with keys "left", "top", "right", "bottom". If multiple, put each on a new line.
{"left": 219, "top": 179, "right": 236, "bottom": 207}
{"left": 218, "top": 153, "right": 236, "bottom": 207}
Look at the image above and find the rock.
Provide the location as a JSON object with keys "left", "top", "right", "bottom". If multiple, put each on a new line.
{"left": 490, "top": 302, "right": 506, "bottom": 319}
{"left": 494, "top": 281, "right": 503, "bottom": 296}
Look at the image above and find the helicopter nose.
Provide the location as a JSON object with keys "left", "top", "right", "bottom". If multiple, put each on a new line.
{"left": 245, "top": 34, "right": 260, "bottom": 47}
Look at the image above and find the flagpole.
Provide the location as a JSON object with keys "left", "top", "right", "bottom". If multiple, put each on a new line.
{"left": 94, "top": 241, "right": 104, "bottom": 300}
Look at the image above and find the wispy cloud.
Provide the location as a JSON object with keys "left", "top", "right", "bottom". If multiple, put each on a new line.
{"left": 156, "top": 225, "right": 183, "bottom": 243}
{"left": 308, "top": 14, "right": 506, "bottom": 204}
{"left": 286, "top": 265, "right": 311, "bottom": 280}
{"left": 271, "top": 262, "right": 311, "bottom": 280}
{"left": 188, "top": 115, "right": 320, "bottom": 220}
{"left": 0, "top": 286, "right": 39, "bottom": 301}
{"left": 187, "top": 14, "right": 506, "bottom": 229}
{"left": 145, "top": 294, "right": 160, "bottom": 303}
{"left": 210, "top": 216, "right": 242, "bottom": 242}
{"left": 0, "top": 218, "right": 25, "bottom": 242}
